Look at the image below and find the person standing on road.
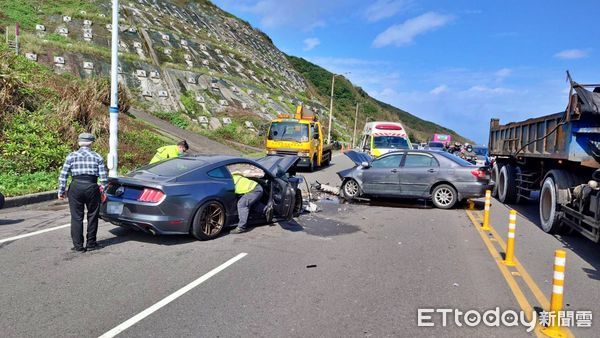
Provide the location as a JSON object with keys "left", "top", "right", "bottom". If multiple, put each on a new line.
{"left": 58, "top": 133, "right": 108, "bottom": 252}
{"left": 149, "top": 140, "right": 189, "bottom": 164}
{"left": 229, "top": 171, "right": 270, "bottom": 234}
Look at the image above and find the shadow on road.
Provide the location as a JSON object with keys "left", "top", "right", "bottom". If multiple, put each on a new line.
{"left": 0, "top": 219, "right": 24, "bottom": 226}
{"left": 508, "top": 200, "right": 600, "bottom": 281}
{"left": 99, "top": 227, "right": 196, "bottom": 247}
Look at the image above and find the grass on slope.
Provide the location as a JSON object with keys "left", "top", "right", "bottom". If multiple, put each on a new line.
{"left": 0, "top": 0, "right": 100, "bottom": 29}
{"left": 0, "top": 46, "right": 170, "bottom": 197}
{"left": 287, "top": 55, "right": 469, "bottom": 143}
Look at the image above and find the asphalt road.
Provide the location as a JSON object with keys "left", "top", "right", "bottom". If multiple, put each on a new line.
{"left": 1, "top": 153, "right": 597, "bottom": 337}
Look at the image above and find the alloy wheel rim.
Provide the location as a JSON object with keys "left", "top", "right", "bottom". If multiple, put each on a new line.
{"left": 200, "top": 203, "right": 224, "bottom": 235}
{"left": 435, "top": 188, "right": 453, "bottom": 206}
{"left": 345, "top": 180, "right": 359, "bottom": 196}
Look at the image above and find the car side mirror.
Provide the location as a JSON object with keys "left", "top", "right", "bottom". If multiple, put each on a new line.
{"left": 313, "top": 133, "right": 319, "bottom": 139}
{"left": 361, "top": 161, "right": 370, "bottom": 168}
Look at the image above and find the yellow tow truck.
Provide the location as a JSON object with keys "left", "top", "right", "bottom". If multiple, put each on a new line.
{"left": 266, "top": 105, "right": 333, "bottom": 171}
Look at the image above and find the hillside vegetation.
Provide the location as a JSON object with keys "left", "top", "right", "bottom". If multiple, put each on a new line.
{"left": 0, "top": 46, "right": 170, "bottom": 196}
{"left": 288, "top": 56, "right": 468, "bottom": 143}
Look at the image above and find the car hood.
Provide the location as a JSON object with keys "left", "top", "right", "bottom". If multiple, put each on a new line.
{"left": 344, "top": 150, "right": 372, "bottom": 166}
{"left": 255, "top": 155, "right": 300, "bottom": 176}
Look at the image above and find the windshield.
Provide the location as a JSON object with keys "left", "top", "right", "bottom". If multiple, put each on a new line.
{"left": 268, "top": 122, "right": 309, "bottom": 142}
{"left": 136, "top": 158, "right": 206, "bottom": 177}
{"left": 373, "top": 136, "right": 410, "bottom": 149}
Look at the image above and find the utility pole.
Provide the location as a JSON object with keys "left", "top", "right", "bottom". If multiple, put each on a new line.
{"left": 352, "top": 102, "right": 360, "bottom": 148}
{"left": 327, "top": 72, "right": 350, "bottom": 145}
{"left": 107, "top": 0, "right": 120, "bottom": 177}
{"left": 327, "top": 74, "right": 336, "bottom": 145}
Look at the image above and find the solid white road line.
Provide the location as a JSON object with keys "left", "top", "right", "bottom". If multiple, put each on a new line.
{"left": 98, "top": 252, "right": 248, "bottom": 338}
{"left": 0, "top": 223, "right": 70, "bottom": 244}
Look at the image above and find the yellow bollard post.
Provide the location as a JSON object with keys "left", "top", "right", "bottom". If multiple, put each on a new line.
{"left": 503, "top": 210, "right": 517, "bottom": 266}
{"left": 482, "top": 190, "right": 491, "bottom": 230}
{"left": 542, "top": 250, "right": 568, "bottom": 338}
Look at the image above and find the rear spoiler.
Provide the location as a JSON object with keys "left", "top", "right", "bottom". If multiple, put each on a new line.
{"left": 108, "top": 177, "right": 165, "bottom": 191}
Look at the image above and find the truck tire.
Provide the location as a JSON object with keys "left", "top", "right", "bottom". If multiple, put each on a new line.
{"left": 539, "top": 170, "right": 574, "bottom": 234}
{"left": 498, "top": 164, "right": 518, "bottom": 204}
{"left": 491, "top": 163, "right": 501, "bottom": 197}
{"left": 323, "top": 151, "right": 331, "bottom": 166}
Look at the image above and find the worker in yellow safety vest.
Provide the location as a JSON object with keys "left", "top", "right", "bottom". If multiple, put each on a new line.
{"left": 230, "top": 171, "right": 270, "bottom": 233}
{"left": 149, "top": 140, "right": 189, "bottom": 164}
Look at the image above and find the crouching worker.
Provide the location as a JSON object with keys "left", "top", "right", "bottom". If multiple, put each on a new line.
{"left": 230, "top": 170, "right": 267, "bottom": 234}
{"left": 150, "top": 140, "right": 189, "bottom": 164}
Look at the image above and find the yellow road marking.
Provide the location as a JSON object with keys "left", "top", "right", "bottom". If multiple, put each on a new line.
{"left": 471, "top": 213, "right": 551, "bottom": 311}
{"left": 466, "top": 210, "right": 547, "bottom": 338}
{"left": 468, "top": 209, "right": 575, "bottom": 338}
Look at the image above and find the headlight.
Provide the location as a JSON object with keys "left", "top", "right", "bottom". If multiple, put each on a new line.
{"left": 267, "top": 150, "right": 277, "bottom": 155}
{"left": 297, "top": 151, "right": 310, "bottom": 157}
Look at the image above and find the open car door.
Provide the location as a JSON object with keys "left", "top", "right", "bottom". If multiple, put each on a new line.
{"left": 254, "top": 155, "right": 300, "bottom": 220}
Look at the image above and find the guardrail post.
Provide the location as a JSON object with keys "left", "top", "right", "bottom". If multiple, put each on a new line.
{"left": 503, "top": 210, "right": 517, "bottom": 266}
{"left": 482, "top": 190, "right": 491, "bottom": 230}
{"left": 542, "top": 250, "right": 568, "bottom": 337}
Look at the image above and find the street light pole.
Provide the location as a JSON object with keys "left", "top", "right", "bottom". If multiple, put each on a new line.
{"left": 327, "top": 72, "right": 350, "bottom": 145}
{"left": 352, "top": 102, "right": 360, "bottom": 148}
{"left": 107, "top": 0, "right": 120, "bottom": 177}
{"left": 327, "top": 74, "right": 336, "bottom": 145}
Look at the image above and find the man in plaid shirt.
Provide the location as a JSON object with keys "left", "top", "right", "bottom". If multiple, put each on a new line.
{"left": 58, "top": 133, "right": 108, "bottom": 252}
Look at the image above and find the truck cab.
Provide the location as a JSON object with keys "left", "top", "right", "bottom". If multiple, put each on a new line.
{"left": 266, "top": 106, "right": 333, "bottom": 171}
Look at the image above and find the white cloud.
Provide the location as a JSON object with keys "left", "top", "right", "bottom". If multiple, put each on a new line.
{"left": 494, "top": 68, "right": 512, "bottom": 79}
{"left": 373, "top": 12, "right": 454, "bottom": 47}
{"left": 430, "top": 85, "right": 448, "bottom": 95}
{"left": 303, "top": 37, "right": 321, "bottom": 51}
{"left": 554, "top": 49, "right": 590, "bottom": 59}
{"left": 365, "top": 0, "right": 412, "bottom": 22}
{"left": 468, "top": 86, "right": 513, "bottom": 94}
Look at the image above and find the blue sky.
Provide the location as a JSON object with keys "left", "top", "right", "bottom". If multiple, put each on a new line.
{"left": 213, "top": 0, "right": 599, "bottom": 143}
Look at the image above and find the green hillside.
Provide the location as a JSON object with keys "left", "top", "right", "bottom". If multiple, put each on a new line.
{"left": 0, "top": 46, "right": 170, "bottom": 196}
{"left": 287, "top": 56, "right": 469, "bottom": 143}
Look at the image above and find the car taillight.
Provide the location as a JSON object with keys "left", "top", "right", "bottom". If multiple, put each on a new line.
{"left": 138, "top": 188, "right": 165, "bottom": 203}
{"left": 471, "top": 169, "right": 488, "bottom": 179}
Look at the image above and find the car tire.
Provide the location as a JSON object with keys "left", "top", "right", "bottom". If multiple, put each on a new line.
{"left": 191, "top": 201, "right": 226, "bottom": 241}
{"left": 341, "top": 179, "right": 361, "bottom": 200}
{"left": 293, "top": 188, "right": 303, "bottom": 217}
{"left": 498, "top": 164, "right": 518, "bottom": 204}
{"left": 431, "top": 184, "right": 457, "bottom": 209}
{"left": 491, "top": 163, "right": 501, "bottom": 197}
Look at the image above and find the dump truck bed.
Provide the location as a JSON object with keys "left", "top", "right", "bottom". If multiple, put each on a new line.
{"left": 489, "top": 112, "right": 600, "bottom": 168}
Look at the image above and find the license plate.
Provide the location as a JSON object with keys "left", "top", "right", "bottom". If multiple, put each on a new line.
{"left": 106, "top": 202, "right": 124, "bottom": 215}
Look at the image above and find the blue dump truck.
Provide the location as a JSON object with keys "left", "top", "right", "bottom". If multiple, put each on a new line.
{"left": 489, "top": 73, "right": 600, "bottom": 242}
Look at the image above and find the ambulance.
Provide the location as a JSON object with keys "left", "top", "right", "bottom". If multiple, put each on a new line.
{"left": 358, "top": 121, "right": 412, "bottom": 157}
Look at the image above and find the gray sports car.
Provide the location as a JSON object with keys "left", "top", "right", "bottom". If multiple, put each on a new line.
{"left": 338, "top": 150, "right": 491, "bottom": 209}
{"left": 100, "top": 155, "right": 302, "bottom": 240}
